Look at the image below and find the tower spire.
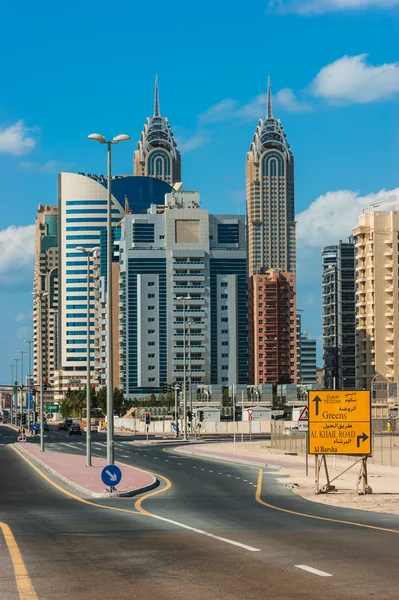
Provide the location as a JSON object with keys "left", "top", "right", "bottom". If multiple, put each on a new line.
{"left": 266, "top": 76, "right": 273, "bottom": 119}
{"left": 154, "top": 74, "right": 160, "bottom": 117}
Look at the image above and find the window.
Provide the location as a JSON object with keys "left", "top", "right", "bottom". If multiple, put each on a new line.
{"left": 221, "top": 329, "right": 228, "bottom": 334}
{"left": 221, "top": 317, "right": 228, "bottom": 322}
{"left": 148, "top": 354, "right": 155, "bottom": 358}
{"left": 132, "top": 222, "right": 155, "bottom": 243}
{"left": 222, "top": 341, "right": 228, "bottom": 346}
{"left": 148, "top": 329, "right": 155, "bottom": 334}
{"left": 221, "top": 306, "right": 228, "bottom": 311}
{"left": 148, "top": 282, "right": 155, "bottom": 287}
{"left": 222, "top": 353, "right": 229, "bottom": 358}
{"left": 221, "top": 294, "right": 228, "bottom": 299}
{"left": 218, "top": 223, "right": 239, "bottom": 245}
{"left": 221, "top": 282, "right": 228, "bottom": 287}
{"left": 221, "top": 365, "right": 228, "bottom": 370}
{"left": 148, "top": 341, "right": 155, "bottom": 346}
{"left": 148, "top": 306, "right": 155, "bottom": 311}
{"left": 148, "top": 366, "right": 155, "bottom": 370}
{"left": 148, "top": 378, "right": 155, "bottom": 382}
{"left": 148, "top": 294, "right": 155, "bottom": 298}
{"left": 148, "top": 318, "right": 155, "bottom": 322}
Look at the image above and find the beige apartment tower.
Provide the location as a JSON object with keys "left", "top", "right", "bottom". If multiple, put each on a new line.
{"left": 353, "top": 210, "right": 399, "bottom": 392}
{"left": 33, "top": 205, "right": 58, "bottom": 399}
{"left": 246, "top": 79, "right": 297, "bottom": 384}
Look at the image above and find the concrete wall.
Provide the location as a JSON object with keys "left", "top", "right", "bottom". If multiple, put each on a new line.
{"left": 114, "top": 416, "right": 272, "bottom": 434}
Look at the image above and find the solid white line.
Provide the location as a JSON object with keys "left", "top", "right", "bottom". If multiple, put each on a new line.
{"left": 60, "top": 442, "right": 81, "bottom": 450}
{"left": 295, "top": 566, "right": 332, "bottom": 577}
{"left": 148, "top": 513, "right": 260, "bottom": 552}
{"left": 121, "top": 454, "right": 129, "bottom": 458}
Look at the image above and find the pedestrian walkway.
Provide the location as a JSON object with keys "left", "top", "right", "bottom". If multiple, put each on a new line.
{"left": 17, "top": 443, "right": 157, "bottom": 497}
{"left": 177, "top": 444, "right": 302, "bottom": 469}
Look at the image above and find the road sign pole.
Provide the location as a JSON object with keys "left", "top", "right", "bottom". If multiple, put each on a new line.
{"left": 241, "top": 390, "right": 244, "bottom": 444}
{"left": 174, "top": 385, "right": 179, "bottom": 438}
{"left": 306, "top": 432, "right": 308, "bottom": 477}
{"left": 232, "top": 383, "right": 236, "bottom": 453}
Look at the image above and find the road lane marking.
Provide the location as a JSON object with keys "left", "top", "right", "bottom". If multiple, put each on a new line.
{"left": 121, "top": 455, "right": 130, "bottom": 458}
{"left": 0, "top": 521, "right": 39, "bottom": 599}
{"left": 255, "top": 468, "right": 399, "bottom": 534}
{"left": 177, "top": 463, "right": 182, "bottom": 465}
{"left": 295, "top": 565, "right": 332, "bottom": 577}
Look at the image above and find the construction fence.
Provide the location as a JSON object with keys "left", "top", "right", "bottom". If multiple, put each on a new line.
{"left": 271, "top": 420, "right": 399, "bottom": 468}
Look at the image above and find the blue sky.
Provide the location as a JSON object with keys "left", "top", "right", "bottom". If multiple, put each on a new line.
{"left": 0, "top": 0, "right": 398, "bottom": 381}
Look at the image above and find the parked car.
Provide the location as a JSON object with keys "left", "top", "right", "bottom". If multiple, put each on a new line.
{"left": 69, "top": 423, "right": 82, "bottom": 436}
{"left": 65, "top": 418, "right": 73, "bottom": 428}
{"left": 57, "top": 421, "right": 68, "bottom": 431}
{"left": 43, "top": 421, "right": 50, "bottom": 431}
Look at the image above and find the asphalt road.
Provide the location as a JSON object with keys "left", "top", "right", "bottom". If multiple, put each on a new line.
{"left": 1, "top": 424, "right": 399, "bottom": 599}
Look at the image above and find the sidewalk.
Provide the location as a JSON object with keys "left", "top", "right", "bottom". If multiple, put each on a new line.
{"left": 16, "top": 443, "right": 158, "bottom": 498}
{"left": 177, "top": 441, "right": 399, "bottom": 516}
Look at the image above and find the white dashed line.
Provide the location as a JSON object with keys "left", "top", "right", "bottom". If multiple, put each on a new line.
{"left": 177, "top": 463, "right": 182, "bottom": 465}
{"left": 226, "top": 474, "right": 231, "bottom": 477}
{"left": 295, "top": 566, "right": 332, "bottom": 577}
{"left": 218, "top": 472, "right": 223, "bottom": 475}
{"left": 164, "top": 460, "right": 169, "bottom": 462}
{"left": 121, "top": 454, "right": 129, "bottom": 458}
{"left": 243, "top": 479, "right": 248, "bottom": 482}
{"left": 209, "top": 470, "right": 214, "bottom": 473}
{"left": 235, "top": 477, "right": 240, "bottom": 480}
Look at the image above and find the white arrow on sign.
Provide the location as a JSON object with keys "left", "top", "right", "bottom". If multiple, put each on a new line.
{"left": 105, "top": 470, "right": 117, "bottom": 482}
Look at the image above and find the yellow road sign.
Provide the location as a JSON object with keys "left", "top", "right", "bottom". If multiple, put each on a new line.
{"left": 308, "top": 390, "right": 371, "bottom": 455}
{"left": 309, "top": 421, "right": 371, "bottom": 455}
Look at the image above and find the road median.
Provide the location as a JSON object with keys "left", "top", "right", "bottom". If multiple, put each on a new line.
{"left": 14, "top": 443, "right": 158, "bottom": 498}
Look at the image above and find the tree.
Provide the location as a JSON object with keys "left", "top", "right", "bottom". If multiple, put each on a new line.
{"left": 222, "top": 387, "right": 230, "bottom": 407}
{"left": 158, "top": 392, "right": 166, "bottom": 405}
{"left": 95, "top": 386, "right": 126, "bottom": 417}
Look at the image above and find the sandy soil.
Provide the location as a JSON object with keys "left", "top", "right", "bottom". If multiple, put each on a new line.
{"left": 195, "top": 441, "right": 399, "bottom": 516}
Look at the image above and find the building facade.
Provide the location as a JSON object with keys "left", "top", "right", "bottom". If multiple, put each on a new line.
{"left": 133, "top": 76, "right": 181, "bottom": 186}
{"left": 246, "top": 79, "right": 296, "bottom": 384}
{"left": 353, "top": 210, "right": 399, "bottom": 392}
{"left": 119, "top": 191, "right": 247, "bottom": 397}
{"left": 33, "top": 205, "right": 59, "bottom": 398}
{"left": 248, "top": 270, "right": 296, "bottom": 385}
{"left": 299, "top": 333, "right": 317, "bottom": 388}
{"left": 322, "top": 240, "right": 356, "bottom": 390}
{"left": 54, "top": 173, "right": 173, "bottom": 401}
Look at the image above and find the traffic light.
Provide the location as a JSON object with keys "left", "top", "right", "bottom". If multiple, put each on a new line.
{"left": 199, "top": 411, "right": 204, "bottom": 422}
{"left": 187, "top": 411, "right": 192, "bottom": 422}
{"left": 43, "top": 378, "right": 48, "bottom": 391}
{"left": 31, "top": 386, "right": 36, "bottom": 396}
{"left": 145, "top": 412, "right": 151, "bottom": 425}
{"left": 67, "top": 385, "right": 71, "bottom": 397}
{"left": 22, "top": 413, "right": 27, "bottom": 425}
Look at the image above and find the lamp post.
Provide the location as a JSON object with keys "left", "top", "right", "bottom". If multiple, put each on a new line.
{"left": 178, "top": 296, "right": 191, "bottom": 441}
{"left": 88, "top": 132, "right": 130, "bottom": 466}
{"left": 9, "top": 364, "right": 15, "bottom": 422}
{"left": 76, "top": 246, "right": 100, "bottom": 467}
{"left": 371, "top": 373, "right": 379, "bottom": 404}
{"left": 13, "top": 358, "right": 20, "bottom": 426}
{"left": 24, "top": 340, "right": 33, "bottom": 431}
{"left": 32, "top": 290, "right": 49, "bottom": 451}
{"left": 18, "top": 350, "right": 27, "bottom": 427}
{"left": 188, "top": 319, "right": 194, "bottom": 418}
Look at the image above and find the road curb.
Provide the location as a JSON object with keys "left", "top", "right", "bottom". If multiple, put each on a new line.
{"left": 174, "top": 445, "right": 280, "bottom": 469}
{"left": 15, "top": 445, "right": 159, "bottom": 498}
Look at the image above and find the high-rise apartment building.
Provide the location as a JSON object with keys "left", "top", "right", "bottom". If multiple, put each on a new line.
{"left": 248, "top": 270, "right": 296, "bottom": 385}
{"left": 118, "top": 191, "right": 247, "bottom": 397}
{"left": 299, "top": 333, "right": 317, "bottom": 388}
{"left": 33, "top": 205, "right": 58, "bottom": 398}
{"left": 54, "top": 173, "right": 173, "bottom": 401}
{"left": 353, "top": 210, "right": 399, "bottom": 391}
{"left": 322, "top": 240, "right": 356, "bottom": 389}
{"left": 134, "top": 76, "right": 181, "bottom": 185}
{"left": 246, "top": 79, "right": 296, "bottom": 384}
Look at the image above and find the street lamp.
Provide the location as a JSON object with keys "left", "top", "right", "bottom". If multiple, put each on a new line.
{"left": 371, "top": 372, "right": 380, "bottom": 404}
{"left": 89, "top": 132, "right": 130, "bottom": 466}
{"left": 178, "top": 295, "right": 191, "bottom": 440}
{"left": 13, "top": 357, "right": 20, "bottom": 426}
{"left": 24, "top": 340, "right": 34, "bottom": 430}
{"left": 76, "top": 246, "right": 100, "bottom": 467}
{"left": 9, "top": 363, "right": 15, "bottom": 422}
{"left": 188, "top": 319, "right": 194, "bottom": 416}
{"left": 18, "top": 350, "right": 27, "bottom": 427}
{"left": 32, "top": 290, "right": 49, "bottom": 451}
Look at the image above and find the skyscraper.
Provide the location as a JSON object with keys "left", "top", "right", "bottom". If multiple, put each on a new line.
{"left": 33, "top": 205, "right": 58, "bottom": 399}
{"left": 322, "top": 240, "right": 356, "bottom": 390}
{"left": 353, "top": 210, "right": 399, "bottom": 393}
{"left": 247, "top": 78, "right": 297, "bottom": 384}
{"left": 134, "top": 76, "right": 182, "bottom": 185}
{"left": 118, "top": 191, "right": 247, "bottom": 397}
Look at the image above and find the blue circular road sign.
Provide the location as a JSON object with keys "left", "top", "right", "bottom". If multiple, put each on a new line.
{"left": 101, "top": 464, "right": 122, "bottom": 488}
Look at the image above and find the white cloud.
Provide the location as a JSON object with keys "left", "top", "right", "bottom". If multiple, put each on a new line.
{"left": 311, "top": 54, "right": 399, "bottom": 103}
{"left": 296, "top": 188, "right": 399, "bottom": 247}
{"left": 275, "top": 88, "right": 311, "bottom": 112}
{"left": 0, "top": 224, "right": 35, "bottom": 287}
{"left": 15, "top": 311, "right": 33, "bottom": 323}
{"left": 199, "top": 99, "right": 238, "bottom": 123}
{"left": 41, "top": 159, "right": 59, "bottom": 172}
{"left": 177, "top": 132, "right": 210, "bottom": 152}
{"left": 0, "top": 120, "right": 36, "bottom": 156}
{"left": 268, "top": 0, "right": 399, "bottom": 14}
